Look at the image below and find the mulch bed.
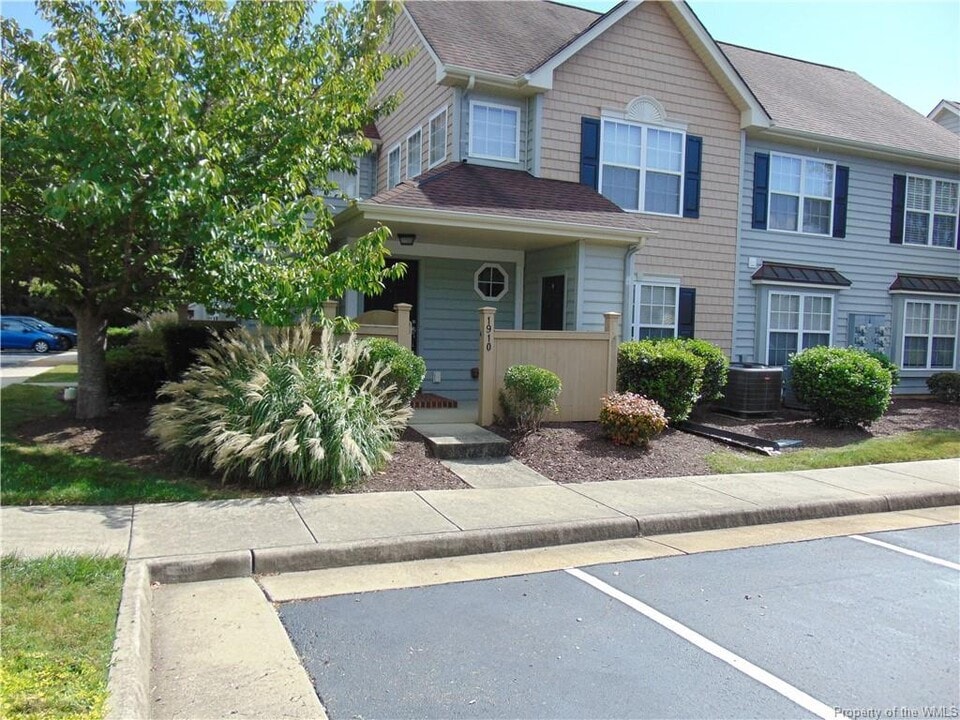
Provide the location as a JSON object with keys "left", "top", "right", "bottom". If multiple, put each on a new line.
{"left": 507, "top": 397, "right": 959, "bottom": 484}
{"left": 12, "top": 396, "right": 956, "bottom": 493}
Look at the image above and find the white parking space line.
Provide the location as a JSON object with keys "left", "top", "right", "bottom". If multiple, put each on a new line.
{"left": 566, "top": 568, "right": 836, "bottom": 720}
{"left": 849, "top": 535, "right": 960, "bottom": 571}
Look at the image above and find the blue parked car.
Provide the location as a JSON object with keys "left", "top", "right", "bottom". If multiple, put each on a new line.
{"left": 4, "top": 316, "right": 77, "bottom": 349}
{"left": 0, "top": 318, "right": 64, "bottom": 353}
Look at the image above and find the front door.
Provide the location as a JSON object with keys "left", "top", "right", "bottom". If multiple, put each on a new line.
{"left": 364, "top": 259, "right": 419, "bottom": 351}
{"left": 540, "top": 275, "right": 565, "bottom": 330}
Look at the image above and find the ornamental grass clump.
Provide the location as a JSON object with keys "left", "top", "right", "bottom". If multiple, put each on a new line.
{"left": 148, "top": 322, "right": 411, "bottom": 489}
{"left": 599, "top": 392, "right": 668, "bottom": 447}
{"left": 499, "top": 364, "right": 562, "bottom": 434}
{"left": 789, "top": 346, "right": 892, "bottom": 428}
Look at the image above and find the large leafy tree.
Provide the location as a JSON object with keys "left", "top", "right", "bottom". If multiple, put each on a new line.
{"left": 1, "top": 0, "right": 403, "bottom": 418}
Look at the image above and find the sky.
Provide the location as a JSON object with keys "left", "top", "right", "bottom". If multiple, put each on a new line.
{"left": 2, "top": 0, "right": 957, "bottom": 116}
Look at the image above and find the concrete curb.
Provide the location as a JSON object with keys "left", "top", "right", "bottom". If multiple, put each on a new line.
{"left": 103, "top": 487, "right": 958, "bottom": 720}
{"left": 104, "top": 561, "right": 152, "bottom": 720}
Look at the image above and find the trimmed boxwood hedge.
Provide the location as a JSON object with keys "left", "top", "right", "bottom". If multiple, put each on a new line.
{"left": 617, "top": 340, "right": 706, "bottom": 422}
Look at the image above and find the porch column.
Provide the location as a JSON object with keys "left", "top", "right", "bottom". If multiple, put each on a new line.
{"left": 394, "top": 303, "right": 413, "bottom": 350}
{"left": 478, "top": 307, "right": 497, "bottom": 426}
{"left": 604, "top": 312, "right": 621, "bottom": 395}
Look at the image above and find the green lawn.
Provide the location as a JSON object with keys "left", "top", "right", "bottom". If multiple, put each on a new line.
{"left": 1, "top": 384, "right": 239, "bottom": 505}
{"left": 707, "top": 429, "right": 960, "bottom": 474}
{"left": 0, "top": 554, "right": 125, "bottom": 720}
{"left": 31, "top": 364, "right": 79, "bottom": 384}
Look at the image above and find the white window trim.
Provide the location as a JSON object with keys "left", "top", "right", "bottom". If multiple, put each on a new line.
{"left": 900, "top": 299, "right": 959, "bottom": 370}
{"left": 474, "top": 262, "right": 509, "bottom": 301}
{"left": 766, "top": 151, "right": 836, "bottom": 237}
{"left": 903, "top": 173, "right": 959, "bottom": 248}
{"left": 468, "top": 100, "right": 521, "bottom": 163}
{"left": 387, "top": 143, "right": 401, "bottom": 188}
{"left": 405, "top": 127, "right": 422, "bottom": 180}
{"left": 598, "top": 117, "right": 686, "bottom": 218}
{"left": 631, "top": 280, "right": 680, "bottom": 340}
{"left": 428, "top": 107, "right": 447, "bottom": 169}
{"left": 765, "top": 291, "right": 834, "bottom": 365}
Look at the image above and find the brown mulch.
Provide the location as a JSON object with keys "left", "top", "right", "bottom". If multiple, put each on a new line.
{"left": 13, "top": 396, "right": 957, "bottom": 492}
{"left": 507, "top": 397, "right": 960, "bottom": 484}
{"left": 15, "top": 401, "right": 466, "bottom": 494}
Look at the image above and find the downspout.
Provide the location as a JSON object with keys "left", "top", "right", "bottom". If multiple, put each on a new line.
{"left": 621, "top": 243, "right": 642, "bottom": 342}
{"left": 732, "top": 129, "right": 747, "bottom": 360}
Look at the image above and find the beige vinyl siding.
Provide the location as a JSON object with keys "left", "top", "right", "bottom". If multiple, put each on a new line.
{"left": 376, "top": 11, "right": 454, "bottom": 192}
{"left": 538, "top": 1, "right": 742, "bottom": 352}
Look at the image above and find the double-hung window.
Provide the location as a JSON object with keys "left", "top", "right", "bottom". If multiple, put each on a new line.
{"left": 902, "top": 300, "right": 958, "bottom": 369}
{"left": 600, "top": 119, "right": 684, "bottom": 216}
{"left": 632, "top": 282, "right": 678, "bottom": 339}
{"left": 904, "top": 175, "right": 959, "bottom": 247}
{"left": 387, "top": 144, "right": 401, "bottom": 188}
{"left": 768, "top": 153, "right": 835, "bottom": 235}
{"left": 405, "top": 129, "right": 422, "bottom": 180}
{"left": 767, "top": 292, "right": 833, "bottom": 365}
{"left": 429, "top": 108, "right": 447, "bottom": 168}
{"left": 469, "top": 102, "right": 519, "bottom": 162}
{"left": 326, "top": 168, "right": 358, "bottom": 199}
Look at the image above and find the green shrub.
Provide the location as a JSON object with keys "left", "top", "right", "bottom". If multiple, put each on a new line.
{"left": 659, "top": 338, "right": 729, "bottom": 403}
{"left": 105, "top": 345, "right": 167, "bottom": 399}
{"left": 927, "top": 372, "right": 960, "bottom": 404}
{"left": 789, "top": 346, "right": 892, "bottom": 427}
{"left": 106, "top": 326, "right": 137, "bottom": 348}
{"left": 865, "top": 350, "right": 901, "bottom": 387}
{"left": 148, "top": 323, "right": 411, "bottom": 489}
{"left": 355, "top": 337, "right": 426, "bottom": 405}
{"left": 129, "top": 311, "right": 179, "bottom": 355}
{"left": 617, "top": 340, "right": 706, "bottom": 422}
{"left": 599, "top": 392, "right": 668, "bottom": 447}
{"left": 499, "top": 364, "right": 562, "bottom": 434}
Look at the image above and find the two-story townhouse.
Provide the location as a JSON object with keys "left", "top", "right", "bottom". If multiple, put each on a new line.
{"left": 720, "top": 44, "right": 960, "bottom": 394}
{"left": 332, "top": 0, "right": 768, "bottom": 404}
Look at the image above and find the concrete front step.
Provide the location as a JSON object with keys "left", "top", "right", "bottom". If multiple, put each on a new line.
{"left": 410, "top": 423, "right": 511, "bottom": 460}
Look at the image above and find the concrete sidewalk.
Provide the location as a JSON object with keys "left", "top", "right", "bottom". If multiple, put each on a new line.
{"left": 3, "top": 458, "right": 958, "bottom": 578}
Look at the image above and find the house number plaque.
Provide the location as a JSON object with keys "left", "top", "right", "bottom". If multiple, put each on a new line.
{"left": 485, "top": 319, "right": 492, "bottom": 351}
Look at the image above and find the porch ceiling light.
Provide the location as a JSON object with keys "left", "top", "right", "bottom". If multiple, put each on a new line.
{"left": 397, "top": 233, "right": 416, "bottom": 246}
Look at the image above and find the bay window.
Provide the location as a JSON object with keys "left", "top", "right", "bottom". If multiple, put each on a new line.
{"left": 902, "top": 300, "right": 958, "bottom": 369}
{"left": 767, "top": 292, "right": 833, "bottom": 365}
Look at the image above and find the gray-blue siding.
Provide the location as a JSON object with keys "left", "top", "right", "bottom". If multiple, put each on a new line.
{"left": 523, "top": 244, "right": 579, "bottom": 330}
{"left": 736, "top": 137, "right": 960, "bottom": 393}
{"left": 417, "top": 257, "right": 516, "bottom": 403}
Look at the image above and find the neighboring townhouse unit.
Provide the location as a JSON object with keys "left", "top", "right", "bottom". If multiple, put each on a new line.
{"left": 720, "top": 43, "right": 960, "bottom": 394}
{"left": 929, "top": 100, "right": 960, "bottom": 135}
{"left": 333, "top": 0, "right": 769, "bottom": 403}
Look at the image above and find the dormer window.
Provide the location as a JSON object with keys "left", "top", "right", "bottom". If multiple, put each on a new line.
{"left": 599, "top": 118, "right": 684, "bottom": 216}
{"left": 468, "top": 101, "right": 519, "bottom": 162}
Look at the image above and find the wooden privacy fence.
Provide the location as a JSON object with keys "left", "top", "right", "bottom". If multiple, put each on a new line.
{"left": 319, "top": 300, "right": 413, "bottom": 350}
{"left": 478, "top": 307, "right": 620, "bottom": 425}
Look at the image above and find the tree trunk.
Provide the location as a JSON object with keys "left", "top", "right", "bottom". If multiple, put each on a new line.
{"left": 75, "top": 308, "right": 110, "bottom": 419}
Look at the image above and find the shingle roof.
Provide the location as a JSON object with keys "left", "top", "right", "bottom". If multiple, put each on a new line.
{"left": 367, "top": 162, "right": 654, "bottom": 233}
{"left": 889, "top": 274, "right": 960, "bottom": 295}
{"left": 751, "top": 263, "right": 852, "bottom": 287}
{"left": 719, "top": 43, "right": 960, "bottom": 160}
{"left": 405, "top": 1, "right": 599, "bottom": 76}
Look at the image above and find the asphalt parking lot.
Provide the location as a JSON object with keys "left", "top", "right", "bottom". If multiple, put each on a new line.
{"left": 279, "top": 524, "right": 960, "bottom": 720}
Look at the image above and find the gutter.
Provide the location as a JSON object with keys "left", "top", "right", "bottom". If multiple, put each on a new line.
{"left": 621, "top": 243, "right": 642, "bottom": 341}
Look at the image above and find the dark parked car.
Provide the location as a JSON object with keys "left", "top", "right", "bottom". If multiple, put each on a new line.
{"left": 0, "top": 318, "right": 64, "bottom": 353}
{"left": 4, "top": 316, "right": 77, "bottom": 349}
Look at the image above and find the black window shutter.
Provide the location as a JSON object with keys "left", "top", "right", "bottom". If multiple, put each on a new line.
{"left": 682, "top": 135, "right": 702, "bottom": 219}
{"left": 752, "top": 152, "right": 769, "bottom": 229}
{"left": 580, "top": 117, "right": 600, "bottom": 190}
{"left": 678, "top": 288, "right": 696, "bottom": 338}
{"left": 832, "top": 165, "right": 849, "bottom": 238}
{"left": 890, "top": 174, "right": 906, "bottom": 244}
